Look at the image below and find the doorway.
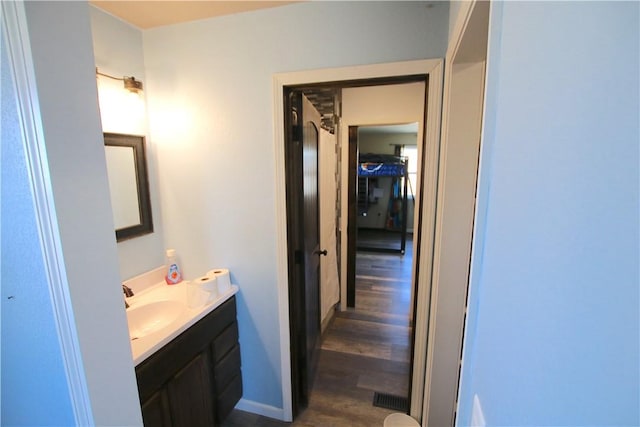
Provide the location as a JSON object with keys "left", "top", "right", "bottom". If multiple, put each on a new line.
{"left": 286, "top": 80, "right": 425, "bottom": 419}
{"left": 352, "top": 123, "right": 420, "bottom": 410}
{"left": 348, "top": 124, "right": 418, "bottom": 309}
{"left": 275, "top": 60, "right": 444, "bottom": 422}
{"left": 351, "top": 124, "right": 417, "bottom": 410}
{"left": 354, "top": 125, "right": 416, "bottom": 255}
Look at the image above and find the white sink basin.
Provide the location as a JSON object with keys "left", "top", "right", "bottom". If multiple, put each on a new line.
{"left": 127, "top": 300, "right": 185, "bottom": 340}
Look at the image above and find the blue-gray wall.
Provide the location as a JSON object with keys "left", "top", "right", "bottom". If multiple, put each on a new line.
{"left": 90, "top": 6, "right": 166, "bottom": 282}
{"left": 458, "top": 2, "right": 639, "bottom": 425}
{"left": 8, "top": 2, "right": 143, "bottom": 424}
{"left": 142, "top": 1, "right": 449, "bottom": 411}
{"left": 1, "top": 29, "right": 75, "bottom": 426}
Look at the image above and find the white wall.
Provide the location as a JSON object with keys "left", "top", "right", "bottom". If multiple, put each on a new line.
{"left": 142, "top": 1, "right": 446, "bottom": 412}
{"left": 21, "top": 2, "right": 142, "bottom": 425}
{"left": 90, "top": 7, "right": 165, "bottom": 281}
{"left": 359, "top": 132, "right": 418, "bottom": 154}
{"left": 457, "top": 2, "right": 639, "bottom": 425}
{"left": 319, "top": 126, "right": 340, "bottom": 326}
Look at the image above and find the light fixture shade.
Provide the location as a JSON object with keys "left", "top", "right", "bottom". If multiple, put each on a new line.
{"left": 124, "top": 76, "right": 143, "bottom": 93}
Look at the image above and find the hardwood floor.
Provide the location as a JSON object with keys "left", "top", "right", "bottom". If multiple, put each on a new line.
{"left": 222, "top": 233, "right": 413, "bottom": 426}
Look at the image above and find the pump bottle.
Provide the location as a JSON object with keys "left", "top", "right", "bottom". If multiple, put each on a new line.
{"left": 165, "top": 249, "right": 183, "bottom": 285}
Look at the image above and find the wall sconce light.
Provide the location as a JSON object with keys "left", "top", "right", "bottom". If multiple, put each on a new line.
{"left": 123, "top": 76, "right": 143, "bottom": 93}
{"left": 96, "top": 68, "right": 144, "bottom": 93}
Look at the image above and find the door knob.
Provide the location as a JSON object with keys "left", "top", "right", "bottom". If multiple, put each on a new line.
{"left": 315, "top": 249, "right": 328, "bottom": 256}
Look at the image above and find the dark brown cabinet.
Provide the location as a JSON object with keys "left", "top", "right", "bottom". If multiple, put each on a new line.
{"left": 135, "top": 296, "right": 242, "bottom": 426}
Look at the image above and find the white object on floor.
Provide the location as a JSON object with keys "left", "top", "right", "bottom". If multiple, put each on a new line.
{"left": 383, "top": 413, "right": 420, "bottom": 427}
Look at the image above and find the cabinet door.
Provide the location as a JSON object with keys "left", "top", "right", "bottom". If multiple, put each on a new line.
{"left": 167, "top": 352, "right": 215, "bottom": 427}
{"left": 141, "top": 389, "right": 172, "bottom": 427}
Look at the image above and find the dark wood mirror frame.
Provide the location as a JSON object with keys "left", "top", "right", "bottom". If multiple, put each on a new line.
{"left": 104, "top": 133, "right": 153, "bottom": 241}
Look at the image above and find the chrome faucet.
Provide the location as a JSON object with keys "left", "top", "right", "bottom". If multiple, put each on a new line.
{"left": 123, "top": 284, "right": 134, "bottom": 308}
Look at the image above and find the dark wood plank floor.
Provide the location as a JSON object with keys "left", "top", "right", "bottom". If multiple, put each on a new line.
{"left": 222, "top": 233, "right": 413, "bottom": 426}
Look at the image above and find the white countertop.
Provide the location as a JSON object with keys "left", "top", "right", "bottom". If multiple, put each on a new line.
{"left": 126, "top": 281, "right": 239, "bottom": 366}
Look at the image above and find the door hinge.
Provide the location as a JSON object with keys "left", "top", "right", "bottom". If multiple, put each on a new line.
{"left": 291, "top": 108, "right": 302, "bottom": 142}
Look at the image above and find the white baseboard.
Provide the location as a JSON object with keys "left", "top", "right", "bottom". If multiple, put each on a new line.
{"left": 234, "top": 398, "right": 286, "bottom": 421}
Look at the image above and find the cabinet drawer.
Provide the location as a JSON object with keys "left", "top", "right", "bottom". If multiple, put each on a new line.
{"left": 213, "top": 322, "right": 239, "bottom": 362}
{"left": 216, "top": 373, "right": 242, "bottom": 423}
{"left": 214, "top": 344, "right": 241, "bottom": 391}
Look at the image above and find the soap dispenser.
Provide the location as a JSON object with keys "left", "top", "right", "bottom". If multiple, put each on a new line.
{"left": 164, "top": 249, "right": 183, "bottom": 285}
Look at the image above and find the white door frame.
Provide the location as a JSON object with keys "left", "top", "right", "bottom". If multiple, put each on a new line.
{"left": 273, "top": 58, "right": 444, "bottom": 422}
{"left": 421, "top": 1, "right": 490, "bottom": 425}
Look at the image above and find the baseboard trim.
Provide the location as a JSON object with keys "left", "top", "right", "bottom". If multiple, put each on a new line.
{"left": 234, "top": 399, "right": 286, "bottom": 421}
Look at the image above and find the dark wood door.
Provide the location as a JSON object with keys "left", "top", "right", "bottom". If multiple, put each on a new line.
{"left": 284, "top": 90, "right": 322, "bottom": 416}
{"left": 347, "top": 126, "right": 358, "bottom": 307}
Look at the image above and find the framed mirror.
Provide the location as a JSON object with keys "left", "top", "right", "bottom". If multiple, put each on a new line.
{"left": 104, "top": 133, "right": 153, "bottom": 241}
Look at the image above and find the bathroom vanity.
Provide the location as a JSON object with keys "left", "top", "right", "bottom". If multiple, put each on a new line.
{"left": 125, "top": 278, "right": 242, "bottom": 426}
{"left": 134, "top": 296, "right": 241, "bottom": 426}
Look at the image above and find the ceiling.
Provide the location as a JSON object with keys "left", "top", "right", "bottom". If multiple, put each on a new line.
{"left": 90, "top": 1, "right": 300, "bottom": 29}
{"left": 90, "top": 1, "right": 418, "bottom": 136}
{"left": 91, "top": 0, "right": 343, "bottom": 131}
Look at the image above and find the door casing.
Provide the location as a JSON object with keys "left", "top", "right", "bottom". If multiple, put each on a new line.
{"left": 422, "top": 2, "right": 490, "bottom": 425}
{"left": 274, "top": 59, "right": 444, "bottom": 422}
